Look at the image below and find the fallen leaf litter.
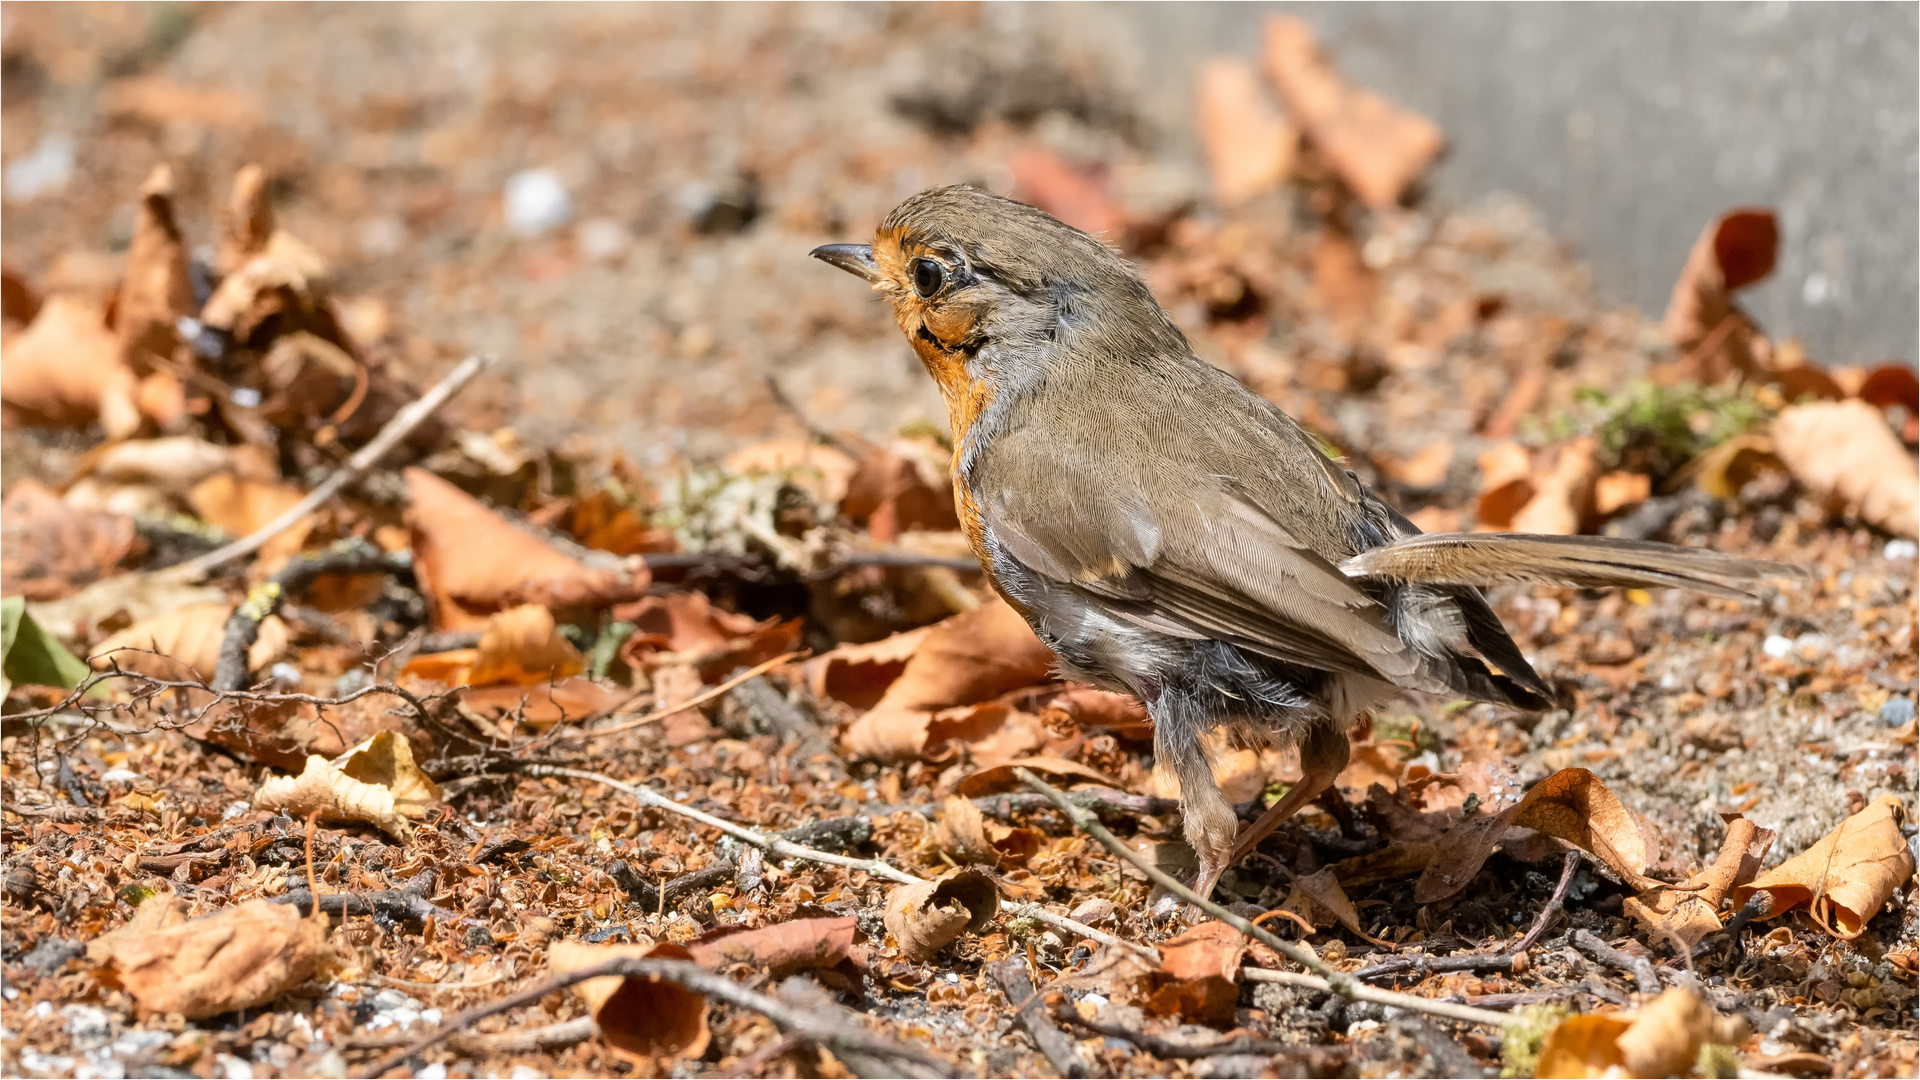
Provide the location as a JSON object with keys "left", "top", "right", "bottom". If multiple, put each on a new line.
{"left": 2, "top": 7, "right": 1915, "bottom": 1079}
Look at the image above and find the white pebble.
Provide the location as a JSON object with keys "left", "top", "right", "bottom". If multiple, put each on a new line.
{"left": 1762, "top": 634, "right": 1792, "bottom": 659}
{"left": 1885, "top": 539, "right": 1917, "bottom": 561}
{"left": 4, "top": 132, "right": 74, "bottom": 204}
{"left": 504, "top": 168, "right": 572, "bottom": 236}
{"left": 576, "top": 217, "right": 630, "bottom": 262}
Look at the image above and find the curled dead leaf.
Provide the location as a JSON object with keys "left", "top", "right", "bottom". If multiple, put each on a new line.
{"left": 1536, "top": 987, "right": 1715, "bottom": 1079}
{"left": 117, "top": 164, "right": 195, "bottom": 372}
{"left": 956, "top": 755, "right": 1120, "bottom": 798}
{"left": 883, "top": 868, "right": 998, "bottom": 962}
{"left": 550, "top": 940, "right": 710, "bottom": 1062}
{"left": 1690, "top": 432, "right": 1786, "bottom": 500}
{"left": 686, "top": 915, "right": 858, "bottom": 978}
{"left": 1771, "top": 399, "right": 1919, "bottom": 538}
{"left": 933, "top": 794, "right": 997, "bottom": 863}
{"left": 0, "top": 295, "right": 140, "bottom": 437}
{"left": 405, "top": 467, "right": 644, "bottom": 629}
{"left": 1284, "top": 868, "right": 1390, "bottom": 947}
{"left": 1197, "top": 56, "right": 1297, "bottom": 205}
{"left": 1510, "top": 437, "right": 1598, "bottom": 536}
{"left": 404, "top": 603, "right": 585, "bottom": 687}
{"left": 1, "top": 479, "right": 134, "bottom": 601}
{"left": 89, "top": 899, "right": 327, "bottom": 1019}
{"left": 839, "top": 437, "right": 958, "bottom": 542}
{"left": 807, "top": 625, "right": 932, "bottom": 710}
{"left": 1663, "top": 208, "right": 1776, "bottom": 382}
{"left": 254, "top": 731, "right": 442, "bottom": 839}
{"left": 1416, "top": 768, "right": 1658, "bottom": 903}
{"left": 1475, "top": 440, "right": 1535, "bottom": 529}
{"left": 1732, "top": 794, "right": 1914, "bottom": 938}
{"left": 91, "top": 601, "right": 287, "bottom": 682}
{"left": 1260, "top": 15, "right": 1443, "bottom": 208}
{"left": 1625, "top": 815, "right": 1774, "bottom": 952}
{"left": 1149, "top": 919, "right": 1248, "bottom": 1026}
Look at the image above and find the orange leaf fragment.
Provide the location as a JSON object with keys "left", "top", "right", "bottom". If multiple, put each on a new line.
{"left": 549, "top": 940, "right": 710, "bottom": 1061}
{"left": 1416, "top": 768, "right": 1658, "bottom": 903}
{"left": 1196, "top": 57, "right": 1297, "bottom": 205}
{"left": 1732, "top": 794, "right": 1915, "bottom": 938}
{"left": 1260, "top": 15, "right": 1443, "bottom": 208}
{"left": 89, "top": 899, "right": 328, "bottom": 1019}
{"left": 0, "top": 295, "right": 140, "bottom": 438}
{"left": 1771, "top": 399, "right": 1919, "bottom": 538}
{"left": 404, "top": 467, "right": 643, "bottom": 629}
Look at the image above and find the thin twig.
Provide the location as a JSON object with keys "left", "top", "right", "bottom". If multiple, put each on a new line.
{"left": 520, "top": 766, "right": 920, "bottom": 884}
{"left": 531, "top": 651, "right": 803, "bottom": 747}
{"left": 213, "top": 540, "right": 413, "bottom": 690}
{"left": 1236, "top": 968, "right": 1517, "bottom": 1028}
{"left": 1513, "top": 849, "right": 1582, "bottom": 956}
{"left": 1054, "top": 1003, "right": 1287, "bottom": 1059}
{"left": 1573, "top": 929, "right": 1663, "bottom": 996}
{"left": 1014, "top": 767, "right": 1519, "bottom": 1030}
{"left": 989, "top": 958, "right": 1092, "bottom": 1078}
{"left": 173, "top": 353, "right": 489, "bottom": 580}
{"left": 359, "top": 957, "right": 955, "bottom": 1079}
{"left": 1013, "top": 769, "right": 1348, "bottom": 985}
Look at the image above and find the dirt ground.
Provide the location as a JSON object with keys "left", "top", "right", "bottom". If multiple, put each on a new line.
{"left": 2, "top": 4, "right": 1915, "bottom": 1079}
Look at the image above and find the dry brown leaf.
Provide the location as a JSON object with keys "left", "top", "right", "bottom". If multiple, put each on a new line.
{"left": 807, "top": 625, "right": 933, "bottom": 710}
{"left": 687, "top": 916, "right": 858, "bottom": 977}
{"left": 1690, "top": 432, "right": 1787, "bottom": 500}
{"left": 1041, "top": 688, "right": 1153, "bottom": 740}
{"left": 1149, "top": 919, "right": 1247, "bottom": 1026}
{"left": 254, "top": 731, "right": 442, "bottom": 839}
{"left": 1857, "top": 363, "right": 1920, "bottom": 444}
{"left": 90, "top": 899, "right": 327, "bottom": 1020}
{"left": 1662, "top": 208, "right": 1776, "bottom": 382}
{"left": 839, "top": 437, "right": 958, "bottom": 542}
{"left": 1772, "top": 399, "right": 1919, "bottom": 538}
{"left": 1260, "top": 15, "right": 1443, "bottom": 208}
{"left": 955, "top": 755, "right": 1121, "bottom": 798}
{"left": 91, "top": 602, "right": 287, "bottom": 682}
{"left": 1286, "top": 868, "right": 1390, "bottom": 947}
{"left": 116, "top": 164, "right": 195, "bottom": 372}
{"left": 405, "top": 467, "right": 644, "bottom": 629}
{"left": 1379, "top": 441, "right": 1454, "bottom": 491}
{"left": 615, "top": 591, "right": 797, "bottom": 682}
{"left": 1, "top": 479, "right": 134, "bottom": 601}
{"left": 549, "top": 940, "right": 710, "bottom": 1062}
{"left": 199, "top": 230, "right": 332, "bottom": 343}
{"left": 1329, "top": 841, "right": 1437, "bottom": 888}
{"left": 457, "top": 678, "right": 630, "bottom": 730}
{"left": 1510, "top": 436, "right": 1598, "bottom": 536}
{"left": 0, "top": 294, "right": 140, "bottom": 437}
{"left": 1732, "top": 794, "right": 1914, "bottom": 938}
{"left": 404, "top": 604, "right": 586, "bottom": 687}
{"left": 883, "top": 868, "right": 998, "bottom": 961}
{"left": 1415, "top": 768, "right": 1658, "bottom": 903}
{"left": 1536, "top": 987, "right": 1715, "bottom": 1079}
{"left": 219, "top": 163, "right": 276, "bottom": 271}
{"left": 86, "top": 894, "right": 191, "bottom": 963}
{"left": 1593, "top": 470, "right": 1651, "bottom": 517}
{"left": 1626, "top": 815, "right": 1774, "bottom": 951}
{"left": 933, "top": 794, "right": 997, "bottom": 863}
{"left": 564, "top": 486, "right": 675, "bottom": 556}
{"left": 723, "top": 437, "right": 859, "bottom": 507}
{"left": 1009, "top": 147, "right": 1124, "bottom": 240}
{"left": 1197, "top": 56, "right": 1297, "bottom": 204}
{"left": 1475, "top": 440, "right": 1535, "bottom": 529}
{"left": 92, "top": 436, "right": 251, "bottom": 494}
{"left": 188, "top": 474, "right": 313, "bottom": 573}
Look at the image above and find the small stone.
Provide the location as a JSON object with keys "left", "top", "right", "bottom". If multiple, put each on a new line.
{"left": 1880, "top": 696, "right": 1915, "bottom": 727}
{"left": 1069, "top": 897, "right": 1117, "bottom": 925}
{"left": 1884, "top": 539, "right": 1917, "bottom": 561}
{"left": 576, "top": 217, "right": 630, "bottom": 262}
{"left": 504, "top": 168, "right": 573, "bottom": 236}
{"left": 1762, "top": 634, "right": 1792, "bottom": 659}
{"left": 22, "top": 938, "right": 83, "bottom": 976}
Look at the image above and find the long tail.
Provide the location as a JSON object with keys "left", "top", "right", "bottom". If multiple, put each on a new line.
{"left": 1341, "top": 532, "right": 1804, "bottom": 599}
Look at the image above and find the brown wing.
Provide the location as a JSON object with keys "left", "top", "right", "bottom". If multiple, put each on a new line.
{"left": 968, "top": 368, "right": 1439, "bottom": 692}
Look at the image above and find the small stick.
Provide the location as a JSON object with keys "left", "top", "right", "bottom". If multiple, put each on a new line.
{"left": 1236, "top": 968, "right": 1517, "bottom": 1028}
{"left": 1007, "top": 902, "right": 1160, "bottom": 962}
{"left": 989, "top": 958, "right": 1091, "bottom": 1078}
{"left": 1573, "top": 929, "right": 1663, "bottom": 996}
{"left": 1014, "top": 769, "right": 1349, "bottom": 986}
{"left": 173, "top": 353, "right": 489, "bottom": 580}
{"left": 532, "top": 651, "right": 803, "bottom": 746}
{"left": 1512, "top": 849, "right": 1582, "bottom": 956}
{"left": 1054, "top": 1003, "right": 1287, "bottom": 1060}
{"left": 1015, "top": 768, "right": 1518, "bottom": 1030}
{"left": 521, "top": 766, "right": 920, "bottom": 884}
{"left": 359, "top": 957, "right": 954, "bottom": 1079}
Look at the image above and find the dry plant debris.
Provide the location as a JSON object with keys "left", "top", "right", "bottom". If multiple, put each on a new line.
{"left": 1, "top": 7, "right": 1914, "bottom": 1080}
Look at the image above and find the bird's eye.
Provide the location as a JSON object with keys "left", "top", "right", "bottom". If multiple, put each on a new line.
{"left": 911, "top": 258, "right": 946, "bottom": 298}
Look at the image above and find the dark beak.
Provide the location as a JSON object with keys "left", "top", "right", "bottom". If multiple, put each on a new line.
{"left": 809, "top": 243, "right": 880, "bottom": 283}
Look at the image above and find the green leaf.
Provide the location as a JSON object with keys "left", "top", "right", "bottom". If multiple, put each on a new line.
{"left": 2, "top": 595, "right": 92, "bottom": 693}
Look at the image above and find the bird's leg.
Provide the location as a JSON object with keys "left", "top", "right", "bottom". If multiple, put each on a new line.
{"left": 1160, "top": 720, "right": 1239, "bottom": 903}
{"left": 1227, "top": 723, "right": 1352, "bottom": 868}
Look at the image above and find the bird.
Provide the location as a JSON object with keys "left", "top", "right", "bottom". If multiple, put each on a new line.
{"left": 811, "top": 185, "right": 1799, "bottom": 901}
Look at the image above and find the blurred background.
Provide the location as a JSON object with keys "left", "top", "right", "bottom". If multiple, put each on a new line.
{"left": 2, "top": 2, "right": 1914, "bottom": 473}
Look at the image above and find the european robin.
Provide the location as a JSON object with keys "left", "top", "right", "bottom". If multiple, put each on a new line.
{"left": 813, "top": 185, "right": 1799, "bottom": 900}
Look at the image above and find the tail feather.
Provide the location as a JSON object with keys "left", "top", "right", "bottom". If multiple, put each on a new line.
{"left": 1342, "top": 532, "right": 1803, "bottom": 600}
